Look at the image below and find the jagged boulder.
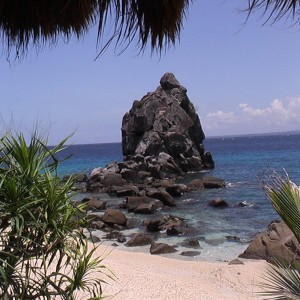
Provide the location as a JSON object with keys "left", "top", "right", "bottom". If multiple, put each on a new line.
{"left": 239, "top": 221, "right": 300, "bottom": 263}
{"left": 150, "top": 242, "right": 177, "bottom": 255}
{"left": 121, "top": 73, "right": 214, "bottom": 173}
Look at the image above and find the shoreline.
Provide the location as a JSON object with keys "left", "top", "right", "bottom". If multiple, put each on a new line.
{"left": 93, "top": 237, "right": 250, "bottom": 263}
{"left": 90, "top": 244, "right": 268, "bottom": 300}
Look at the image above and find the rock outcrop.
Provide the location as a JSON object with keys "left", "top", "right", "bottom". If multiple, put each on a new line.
{"left": 239, "top": 221, "right": 300, "bottom": 263}
{"left": 121, "top": 73, "right": 214, "bottom": 172}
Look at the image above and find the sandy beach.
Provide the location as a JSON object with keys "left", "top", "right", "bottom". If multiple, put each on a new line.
{"left": 94, "top": 245, "right": 268, "bottom": 300}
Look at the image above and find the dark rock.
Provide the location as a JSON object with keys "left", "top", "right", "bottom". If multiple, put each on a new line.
{"left": 120, "top": 168, "right": 138, "bottom": 182}
{"left": 186, "top": 156, "right": 203, "bottom": 171}
{"left": 144, "top": 215, "right": 170, "bottom": 232}
{"left": 209, "top": 198, "right": 229, "bottom": 208}
{"left": 111, "top": 243, "right": 119, "bottom": 247}
{"left": 126, "top": 196, "right": 163, "bottom": 212}
{"left": 102, "top": 173, "right": 124, "bottom": 187}
{"left": 226, "top": 236, "right": 249, "bottom": 243}
{"left": 102, "top": 209, "right": 127, "bottom": 227}
{"left": 180, "top": 251, "right": 201, "bottom": 257}
{"left": 165, "top": 184, "right": 186, "bottom": 197}
{"left": 89, "top": 234, "right": 101, "bottom": 243}
{"left": 228, "top": 259, "right": 244, "bottom": 265}
{"left": 180, "top": 239, "right": 201, "bottom": 249}
{"left": 130, "top": 154, "right": 146, "bottom": 164}
{"left": 87, "top": 182, "right": 103, "bottom": 192}
{"left": 126, "top": 217, "right": 141, "bottom": 229}
{"left": 239, "top": 221, "right": 300, "bottom": 263}
{"left": 121, "top": 73, "right": 214, "bottom": 173}
{"left": 134, "top": 203, "right": 156, "bottom": 214}
{"left": 116, "top": 189, "right": 135, "bottom": 197}
{"left": 118, "top": 236, "right": 126, "bottom": 243}
{"left": 234, "top": 201, "right": 254, "bottom": 208}
{"left": 113, "top": 224, "right": 125, "bottom": 231}
{"left": 187, "top": 179, "right": 204, "bottom": 191}
{"left": 105, "top": 231, "right": 124, "bottom": 240}
{"left": 159, "top": 216, "right": 185, "bottom": 231}
{"left": 84, "top": 197, "right": 107, "bottom": 211}
{"left": 116, "top": 185, "right": 139, "bottom": 197}
{"left": 160, "top": 73, "right": 181, "bottom": 90}
{"left": 150, "top": 242, "right": 177, "bottom": 255}
{"left": 152, "top": 179, "right": 175, "bottom": 188}
{"left": 166, "top": 226, "right": 184, "bottom": 236}
{"left": 86, "top": 213, "right": 103, "bottom": 222}
{"left": 146, "top": 190, "right": 176, "bottom": 207}
{"left": 137, "top": 171, "right": 152, "bottom": 180}
{"left": 125, "top": 233, "right": 153, "bottom": 247}
{"left": 202, "top": 176, "right": 225, "bottom": 188}
{"left": 91, "top": 221, "right": 106, "bottom": 230}
{"left": 203, "top": 152, "right": 215, "bottom": 168}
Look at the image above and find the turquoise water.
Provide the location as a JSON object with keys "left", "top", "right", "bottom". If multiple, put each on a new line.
{"left": 56, "top": 133, "right": 300, "bottom": 260}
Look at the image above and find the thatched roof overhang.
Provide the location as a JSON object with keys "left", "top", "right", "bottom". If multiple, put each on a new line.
{"left": 0, "top": 0, "right": 191, "bottom": 58}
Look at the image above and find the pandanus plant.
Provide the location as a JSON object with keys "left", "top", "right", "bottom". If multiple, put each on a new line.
{"left": 0, "top": 131, "right": 112, "bottom": 299}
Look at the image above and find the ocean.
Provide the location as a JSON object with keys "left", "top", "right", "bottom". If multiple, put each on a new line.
{"left": 57, "top": 133, "right": 300, "bottom": 261}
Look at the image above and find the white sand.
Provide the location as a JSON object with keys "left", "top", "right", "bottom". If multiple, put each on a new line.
{"left": 94, "top": 245, "right": 268, "bottom": 300}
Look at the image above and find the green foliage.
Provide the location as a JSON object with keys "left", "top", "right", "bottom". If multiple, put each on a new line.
{"left": 261, "top": 260, "right": 300, "bottom": 300}
{"left": 266, "top": 174, "right": 300, "bottom": 243}
{"left": 0, "top": 131, "right": 111, "bottom": 299}
{"left": 261, "top": 173, "right": 300, "bottom": 299}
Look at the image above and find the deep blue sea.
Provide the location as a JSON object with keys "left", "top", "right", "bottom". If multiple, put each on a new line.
{"left": 57, "top": 133, "right": 300, "bottom": 261}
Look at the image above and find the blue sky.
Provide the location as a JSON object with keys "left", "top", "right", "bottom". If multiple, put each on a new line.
{"left": 1, "top": 1, "right": 300, "bottom": 145}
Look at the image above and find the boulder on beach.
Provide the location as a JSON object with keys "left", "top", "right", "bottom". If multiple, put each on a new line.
{"left": 102, "top": 209, "right": 128, "bottom": 227}
{"left": 239, "top": 220, "right": 300, "bottom": 263}
{"left": 125, "top": 233, "right": 153, "bottom": 247}
{"left": 150, "top": 242, "right": 177, "bottom": 255}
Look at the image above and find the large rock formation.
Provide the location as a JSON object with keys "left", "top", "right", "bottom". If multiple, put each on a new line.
{"left": 121, "top": 73, "right": 214, "bottom": 173}
{"left": 239, "top": 221, "right": 300, "bottom": 263}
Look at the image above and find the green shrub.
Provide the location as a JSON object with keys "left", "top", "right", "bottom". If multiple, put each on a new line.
{"left": 0, "top": 131, "right": 111, "bottom": 299}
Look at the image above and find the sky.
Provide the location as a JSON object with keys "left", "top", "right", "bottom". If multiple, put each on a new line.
{"left": 1, "top": 1, "right": 300, "bottom": 145}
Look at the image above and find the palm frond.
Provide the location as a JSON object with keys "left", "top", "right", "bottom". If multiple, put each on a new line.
{"left": 247, "top": 0, "right": 300, "bottom": 24}
{"left": 261, "top": 260, "right": 300, "bottom": 300}
{"left": 265, "top": 173, "right": 300, "bottom": 242}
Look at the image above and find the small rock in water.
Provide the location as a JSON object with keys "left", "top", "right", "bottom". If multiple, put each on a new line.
{"left": 180, "top": 239, "right": 202, "bottom": 249}
{"left": 117, "top": 236, "right": 126, "bottom": 243}
{"left": 204, "top": 237, "right": 225, "bottom": 246}
{"left": 166, "top": 226, "right": 184, "bottom": 236}
{"left": 234, "top": 201, "right": 254, "bottom": 208}
{"left": 226, "top": 235, "right": 241, "bottom": 243}
{"left": 209, "top": 197, "right": 228, "bottom": 208}
{"left": 180, "top": 251, "right": 201, "bottom": 257}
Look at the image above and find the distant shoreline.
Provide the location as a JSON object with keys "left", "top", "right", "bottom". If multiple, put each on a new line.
{"left": 206, "top": 130, "right": 300, "bottom": 139}
{"left": 61, "top": 130, "right": 300, "bottom": 147}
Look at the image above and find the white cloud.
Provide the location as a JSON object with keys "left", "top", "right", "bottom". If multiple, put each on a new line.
{"left": 202, "top": 97, "right": 300, "bottom": 136}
